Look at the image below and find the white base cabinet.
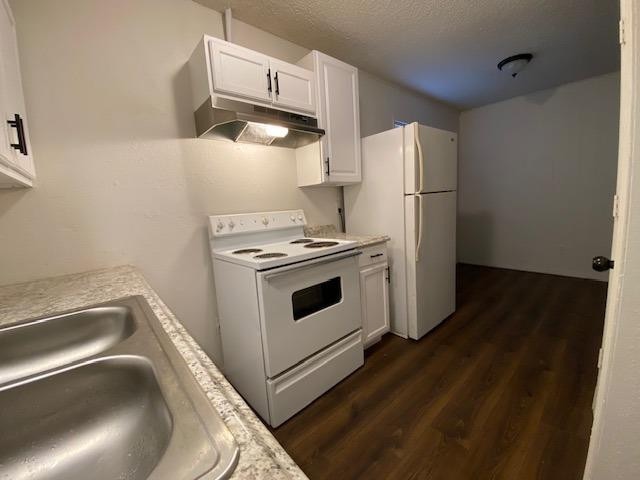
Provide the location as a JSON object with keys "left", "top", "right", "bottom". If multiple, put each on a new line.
{"left": 358, "top": 244, "right": 390, "bottom": 348}
{"left": 0, "top": 0, "right": 35, "bottom": 188}
{"left": 296, "top": 51, "right": 361, "bottom": 186}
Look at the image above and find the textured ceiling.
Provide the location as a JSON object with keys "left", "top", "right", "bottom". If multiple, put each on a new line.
{"left": 194, "top": 0, "right": 620, "bottom": 109}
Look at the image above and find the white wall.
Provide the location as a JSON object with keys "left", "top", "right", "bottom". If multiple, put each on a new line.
{"left": 358, "top": 70, "right": 459, "bottom": 136}
{"left": 458, "top": 72, "right": 620, "bottom": 280}
{"left": 0, "top": 0, "right": 459, "bottom": 364}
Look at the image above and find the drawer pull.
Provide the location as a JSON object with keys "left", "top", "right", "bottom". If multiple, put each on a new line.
{"left": 370, "top": 253, "right": 384, "bottom": 258}
{"left": 7, "top": 114, "right": 27, "bottom": 156}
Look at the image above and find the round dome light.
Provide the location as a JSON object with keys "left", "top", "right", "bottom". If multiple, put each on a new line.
{"left": 497, "top": 53, "right": 533, "bottom": 77}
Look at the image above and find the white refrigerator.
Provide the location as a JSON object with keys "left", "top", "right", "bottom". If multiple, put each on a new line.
{"left": 345, "top": 122, "right": 457, "bottom": 340}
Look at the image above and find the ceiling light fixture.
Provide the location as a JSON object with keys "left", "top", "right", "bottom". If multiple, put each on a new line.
{"left": 497, "top": 53, "right": 533, "bottom": 78}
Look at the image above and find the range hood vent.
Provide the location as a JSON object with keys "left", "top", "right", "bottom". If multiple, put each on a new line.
{"left": 194, "top": 98, "right": 324, "bottom": 149}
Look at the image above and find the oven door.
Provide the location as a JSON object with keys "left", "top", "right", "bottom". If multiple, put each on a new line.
{"left": 256, "top": 250, "right": 362, "bottom": 377}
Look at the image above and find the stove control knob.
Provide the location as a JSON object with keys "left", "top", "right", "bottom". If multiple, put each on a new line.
{"left": 262, "top": 217, "right": 269, "bottom": 226}
{"left": 297, "top": 214, "right": 304, "bottom": 221}
{"left": 216, "top": 220, "right": 224, "bottom": 232}
{"left": 290, "top": 215, "right": 296, "bottom": 222}
{"left": 228, "top": 220, "right": 235, "bottom": 230}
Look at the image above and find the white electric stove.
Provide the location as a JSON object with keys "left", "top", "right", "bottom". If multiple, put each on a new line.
{"left": 209, "top": 210, "right": 364, "bottom": 427}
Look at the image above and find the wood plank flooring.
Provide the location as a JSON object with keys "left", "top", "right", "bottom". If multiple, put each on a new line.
{"left": 271, "top": 264, "right": 606, "bottom": 480}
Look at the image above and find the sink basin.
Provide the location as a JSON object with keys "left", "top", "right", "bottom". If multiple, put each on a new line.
{"left": 0, "top": 357, "right": 172, "bottom": 480}
{"left": 0, "top": 305, "right": 135, "bottom": 385}
{"left": 0, "top": 297, "right": 239, "bottom": 480}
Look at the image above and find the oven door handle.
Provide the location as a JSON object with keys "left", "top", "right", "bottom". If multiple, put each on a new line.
{"left": 262, "top": 250, "right": 362, "bottom": 281}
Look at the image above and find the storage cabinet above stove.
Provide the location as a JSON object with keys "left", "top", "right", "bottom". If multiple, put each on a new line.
{"left": 189, "top": 36, "right": 316, "bottom": 117}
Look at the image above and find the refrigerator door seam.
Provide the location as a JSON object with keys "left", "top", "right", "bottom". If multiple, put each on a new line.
{"left": 405, "top": 190, "right": 457, "bottom": 195}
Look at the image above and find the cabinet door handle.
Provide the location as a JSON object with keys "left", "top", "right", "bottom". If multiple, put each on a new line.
{"left": 370, "top": 253, "right": 384, "bottom": 258}
{"left": 267, "top": 69, "right": 273, "bottom": 94}
{"left": 7, "top": 114, "right": 27, "bottom": 156}
{"left": 274, "top": 72, "right": 280, "bottom": 95}
{"left": 386, "top": 266, "right": 391, "bottom": 283}
{"left": 325, "top": 156, "right": 330, "bottom": 176}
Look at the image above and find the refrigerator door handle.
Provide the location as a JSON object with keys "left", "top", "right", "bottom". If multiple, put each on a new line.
{"left": 415, "top": 123, "right": 425, "bottom": 193}
{"left": 415, "top": 194, "right": 423, "bottom": 263}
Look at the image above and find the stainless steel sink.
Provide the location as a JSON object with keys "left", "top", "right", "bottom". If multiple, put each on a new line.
{"left": 0, "top": 296, "right": 239, "bottom": 480}
{"left": 0, "top": 305, "right": 135, "bottom": 385}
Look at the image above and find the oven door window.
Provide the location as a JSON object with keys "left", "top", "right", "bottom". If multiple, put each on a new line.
{"left": 292, "top": 277, "right": 342, "bottom": 320}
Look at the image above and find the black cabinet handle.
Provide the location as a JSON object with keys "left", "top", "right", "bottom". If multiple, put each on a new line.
{"left": 592, "top": 256, "right": 614, "bottom": 272}
{"left": 274, "top": 72, "right": 280, "bottom": 95}
{"left": 7, "top": 114, "right": 27, "bottom": 156}
{"left": 325, "top": 157, "right": 330, "bottom": 176}
{"left": 370, "top": 253, "right": 384, "bottom": 258}
{"left": 267, "top": 69, "right": 272, "bottom": 93}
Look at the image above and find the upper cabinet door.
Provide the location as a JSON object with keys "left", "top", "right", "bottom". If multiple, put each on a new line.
{"left": 209, "top": 39, "right": 272, "bottom": 103}
{"left": 317, "top": 53, "right": 361, "bottom": 184}
{"left": 0, "top": 9, "right": 12, "bottom": 170}
{"left": 269, "top": 59, "right": 315, "bottom": 114}
{"left": 0, "top": 0, "right": 34, "bottom": 185}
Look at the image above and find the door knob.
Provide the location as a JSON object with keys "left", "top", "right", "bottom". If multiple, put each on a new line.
{"left": 592, "top": 256, "right": 615, "bottom": 272}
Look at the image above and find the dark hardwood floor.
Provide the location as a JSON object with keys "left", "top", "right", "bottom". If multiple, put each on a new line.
{"left": 271, "top": 264, "right": 607, "bottom": 480}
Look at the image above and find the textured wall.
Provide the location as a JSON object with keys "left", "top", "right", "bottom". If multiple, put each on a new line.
{"left": 0, "top": 0, "right": 458, "bottom": 364}
{"left": 458, "top": 72, "right": 620, "bottom": 280}
{"left": 0, "top": 0, "right": 341, "bottom": 362}
{"left": 358, "top": 70, "right": 459, "bottom": 136}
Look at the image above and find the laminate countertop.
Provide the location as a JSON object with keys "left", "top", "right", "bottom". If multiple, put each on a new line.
{"left": 304, "top": 225, "right": 390, "bottom": 248}
{"left": 0, "top": 265, "right": 307, "bottom": 480}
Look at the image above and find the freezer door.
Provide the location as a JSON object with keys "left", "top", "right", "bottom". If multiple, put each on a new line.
{"left": 404, "top": 191, "right": 456, "bottom": 339}
{"left": 404, "top": 123, "right": 458, "bottom": 194}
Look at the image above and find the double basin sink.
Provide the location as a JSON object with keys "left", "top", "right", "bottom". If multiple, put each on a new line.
{"left": 0, "top": 296, "right": 239, "bottom": 480}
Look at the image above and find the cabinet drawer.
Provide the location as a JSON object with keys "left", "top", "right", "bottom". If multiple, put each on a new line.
{"left": 266, "top": 330, "right": 363, "bottom": 427}
{"left": 358, "top": 244, "right": 388, "bottom": 268}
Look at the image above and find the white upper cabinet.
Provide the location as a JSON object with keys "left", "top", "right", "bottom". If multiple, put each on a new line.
{"left": 318, "top": 54, "right": 361, "bottom": 183}
{"left": 269, "top": 59, "right": 315, "bottom": 114}
{"left": 295, "top": 51, "right": 361, "bottom": 186}
{"left": 0, "top": 0, "right": 34, "bottom": 188}
{"left": 209, "top": 40, "right": 272, "bottom": 103}
{"left": 189, "top": 36, "right": 316, "bottom": 117}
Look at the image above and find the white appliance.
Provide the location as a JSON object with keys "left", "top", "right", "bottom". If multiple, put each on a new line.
{"left": 345, "top": 122, "right": 457, "bottom": 340}
{"left": 209, "top": 210, "right": 364, "bottom": 427}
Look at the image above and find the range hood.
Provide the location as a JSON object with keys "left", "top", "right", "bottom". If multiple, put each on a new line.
{"left": 194, "top": 97, "right": 325, "bottom": 149}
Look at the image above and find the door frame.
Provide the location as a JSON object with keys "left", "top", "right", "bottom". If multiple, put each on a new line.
{"left": 583, "top": 0, "right": 640, "bottom": 477}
